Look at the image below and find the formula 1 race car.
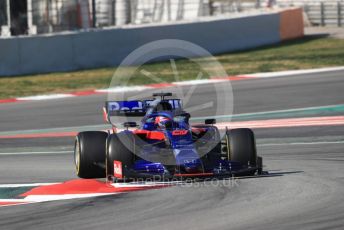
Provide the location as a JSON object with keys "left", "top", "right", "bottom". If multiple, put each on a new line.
{"left": 74, "top": 92, "right": 263, "bottom": 182}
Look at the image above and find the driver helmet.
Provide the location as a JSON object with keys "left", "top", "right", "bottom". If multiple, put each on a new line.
{"left": 155, "top": 116, "right": 172, "bottom": 130}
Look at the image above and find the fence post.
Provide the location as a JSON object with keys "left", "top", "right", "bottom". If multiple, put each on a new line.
{"left": 6, "top": 0, "right": 11, "bottom": 28}
{"left": 111, "top": 0, "right": 116, "bottom": 26}
{"left": 304, "top": 4, "right": 309, "bottom": 13}
{"left": 256, "top": 0, "right": 261, "bottom": 9}
{"left": 46, "top": 0, "right": 53, "bottom": 33}
{"left": 27, "top": 0, "right": 37, "bottom": 34}
{"left": 1, "top": 0, "right": 11, "bottom": 37}
{"left": 1, "top": 0, "right": 11, "bottom": 36}
{"left": 128, "top": 0, "right": 134, "bottom": 24}
{"left": 338, "top": 2, "right": 342, "bottom": 27}
{"left": 167, "top": 0, "right": 171, "bottom": 20}
{"left": 92, "top": 0, "right": 96, "bottom": 27}
{"left": 177, "top": 0, "right": 185, "bottom": 20}
{"left": 208, "top": 0, "right": 214, "bottom": 16}
{"left": 152, "top": 0, "right": 158, "bottom": 22}
{"left": 320, "top": 2, "right": 325, "bottom": 26}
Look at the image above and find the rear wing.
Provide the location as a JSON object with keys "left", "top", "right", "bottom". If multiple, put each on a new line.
{"left": 103, "top": 99, "right": 182, "bottom": 122}
{"left": 106, "top": 101, "right": 146, "bottom": 117}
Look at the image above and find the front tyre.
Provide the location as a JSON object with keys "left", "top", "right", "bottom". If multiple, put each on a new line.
{"left": 74, "top": 131, "right": 108, "bottom": 179}
{"left": 227, "top": 128, "right": 258, "bottom": 175}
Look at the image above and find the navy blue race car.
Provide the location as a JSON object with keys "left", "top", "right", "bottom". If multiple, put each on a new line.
{"left": 74, "top": 93, "right": 263, "bottom": 182}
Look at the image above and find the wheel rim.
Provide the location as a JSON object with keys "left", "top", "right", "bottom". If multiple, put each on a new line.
{"left": 74, "top": 138, "right": 80, "bottom": 174}
{"left": 226, "top": 134, "right": 230, "bottom": 160}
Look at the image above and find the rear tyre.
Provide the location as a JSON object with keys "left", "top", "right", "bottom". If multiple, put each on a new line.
{"left": 74, "top": 131, "right": 108, "bottom": 179}
{"left": 106, "top": 132, "right": 136, "bottom": 181}
{"left": 227, "top": 128, "right": 257, "bottom": 175}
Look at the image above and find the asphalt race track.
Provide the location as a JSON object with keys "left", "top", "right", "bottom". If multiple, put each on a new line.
{"left": 0, "top": 70, "right": 343, "bottom": 230}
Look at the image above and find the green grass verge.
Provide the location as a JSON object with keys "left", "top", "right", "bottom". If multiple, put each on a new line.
{"left": 1, "top": 37, "right": 344, "bottom": 99}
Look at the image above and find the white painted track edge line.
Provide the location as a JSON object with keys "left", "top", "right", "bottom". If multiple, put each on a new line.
{"left": 0, "top": 151, "right": 73, "bottom": 156}
{"left": 0, "top": 183, "right": 60, "bottom": 188}
{"left": 258, "top": 141, "right": 344, "bottom": 146}
{"left": 16, "top": 94, "right": 75, "bottom": 101}
{"left": 245, "top": 66, "right": 344, "bottom": 78}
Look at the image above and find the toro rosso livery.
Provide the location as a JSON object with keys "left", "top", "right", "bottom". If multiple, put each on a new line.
{"left": 74, "top": 93, "right": 263, "bottom": 182}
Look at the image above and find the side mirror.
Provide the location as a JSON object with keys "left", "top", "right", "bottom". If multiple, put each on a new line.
{"left": 123, "top": 122, "right": 138, "bottom": 128}
{"left": 205, "top": 119, "right": 216, "bottom": 125}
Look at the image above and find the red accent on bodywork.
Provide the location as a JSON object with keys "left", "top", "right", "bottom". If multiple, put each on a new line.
{"left": 113, "top": 161, "right": 123, "bottom": 179}
{"left": 172, "top": 130, "right": 188, "bottom": 136}
{"left": 102, "top": 107, "right": 109, "bottom": 123}
{"left": 191, "top": 128, "right": 207, "bottom": 135}
{"left": 133, "top": 130, "right": 165, "bottom": 140}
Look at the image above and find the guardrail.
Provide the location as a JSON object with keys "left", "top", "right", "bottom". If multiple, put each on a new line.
{"left": 0, "top": 0, "right": 271, "bottom": 37}
{"left": 0, "top": 1, "right": 342, "bottom": 38}
{"left": 210, "top": 1, "right": 344, "bottom": 27}
{"left": 0, "top": 0, "right": 259, "bottom": 36}
{"left": 304, "top": 2, "right": 344, "bottom": 26}
{"left": 275, "top": 1, "right": 344, "bottom": 27}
